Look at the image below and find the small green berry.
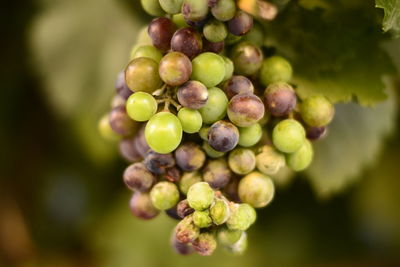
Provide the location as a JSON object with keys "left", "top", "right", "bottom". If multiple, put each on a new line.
{"left": 187, "top": 182, "right": 215, "bottom": 211}
{"left": 210, "top": 198, "right": 230, "bottom": 225}
{"left": 150, "top": 181, "right": 180, "bottom": 210}
{"left": 238, "top": 172, "right": 275, "bottom": 208}
{"left": 228, "top": 148, "right": 256, "bottom": 175}
{"left": 256, "top": 145, "right": 286, "bottom": 175}
{"left": 202, "top": 141, "right": 226, "bottom": 158}
{"left": 217, "top": 226, "right": 243, "bottom": 246}
{"left": 193, "top": 210, "right": 213, "bottom": 228}
{"left": 226, "top": 203, "right": 257, "bottom": 231}
{"left": 225, "top": 232, "right": 248, "bottom": 255}
{"left": 179, "top": 171, "right": 202, "bottom": 195}
{"left": 260, "top": 56, "right": 293, "bottom": 86}
{"left": 287, "top": 139, "right": 314, "bottom": 171}
{"left": 300, "top": 95, "right": 335, "bottom": 127}
{"left": 272, "top": 119, "right": 306, "bottom": 153}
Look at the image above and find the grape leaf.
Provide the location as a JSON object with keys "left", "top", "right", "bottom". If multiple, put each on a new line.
{"left": 305, "top": 79, "right": 397, "bottom": 198}
{"left": 376, "top": 0, "right": 400, "bottom": 37}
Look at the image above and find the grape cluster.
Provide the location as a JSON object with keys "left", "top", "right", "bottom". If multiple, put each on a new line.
{"left": 99, "top": 0, "right": 335, "bottom": 256}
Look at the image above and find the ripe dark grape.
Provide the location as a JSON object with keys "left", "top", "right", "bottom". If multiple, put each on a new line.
{"left": 264, "top": 82, "right": 297, "bottom": 117}
{"left": 227, "top": 93, "right": 265, "bottom": 127}
{"left": 177, "top": 199, "right": 195, "bottom": 218}
{"left": 306, "top": 126, "right": 327, "bottom": 141}
{"left": 222, "top": 75, "right": 254, "bottom": 99}
{"left": 177, "top": 80, "right": 208, "bottom": 109}
{"left": 202, "top": 39, "right": 225, "bottom": 54}
{"left": 133, "top": 126, "right": 151, "bottom": 157}
{"left": 129, "top": 192, "right": 160, "bottom": 220}
{"left": 123, "top": 162, "right": 156, "bottom": 192}
{"left": 109, "top": 106, "right": 138, "bottom": 136}
{"left": 228, "top": 11, "right": 253, "bottom": 36}
{"left": 230, "top": 42, "right": 263, "bottom": 76}
{"left": 166, "top": 205, "right": 182, "bottom": 220}
{"left": 144, "top": 150, "right": 176, "bottom": 174}
{"left": 171, "top": 27, "right": 203, "bottom": 59}
{"left": 159, "top": 52, "right": 192, "bottom": 86}
{"left": 203, "top": 158, "right": 232, "bottom": 189}
{"left": 208, "top": 120, "right": 239, "bottom": 152}
{"left": 175, "top": 142, "right": 206, "bottom": 171}
{"left": 148, "top": 17, "right": 176, "bottom": 52}
{"left": 119, "top": 138, "right": 142, "bottom": 162}
{"left": 115, "top": 70, "right": 133, "bottom": 99}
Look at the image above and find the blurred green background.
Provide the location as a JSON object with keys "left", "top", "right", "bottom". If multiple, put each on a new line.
{"left": 1, "top": 0, "right": 400, "bottom": 266}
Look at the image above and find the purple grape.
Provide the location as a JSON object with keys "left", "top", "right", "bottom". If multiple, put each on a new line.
{"left": 109, "top": 106, "right": 137, "bottom": 136}
{"left": 175, "top": 142, "right": 206, "bottom": 171}
{"left": 264, "top": 82, "right": 297, "bottom": 117}
{"left": 129, "top": 192, "right": 159, "bottom": 220}
{"left": 177, "top": 80, "right": 208, "bottom": 109}
{"left": 133, "top": 126, "right": 151, "bottom": 157}
{"left": 123, "top": 162, "right": 156, "bottom": 192}
{"left": 306, "top": 126, "right": 327, "bottom": 141}
{"left": 203, "top": 158, "right": 232, "bottom": 189}
{"left": 166, "top": 205, "right": 181, "bottom": 220}
{"left": 222, "top": 75, "right": 255, "bottom": 99}
{"left": 228, "top": 11, "right": 253, "bottom": 36}
{"left": 171, "top": 233, "right": 194, "bottom": 255}
{"left": 163, "top": 167, "right": 181, "bottom": 183}
{"left": 227, "top": 93, "right": 265, "bottom": 127}
{"left": 148, "top": 17, "right": 176, "bottom": 52}
{"left": 177, "top": 199, "right": 195, "bottom": 218}
{"left": 208, "top": 120, "right": 239, "bottom": 152}
{"left": 144, "top": 150, "right": 176, "bottom": 174}
{"left": 202, "top": 39, "right": 225, "bottom": 54}
{"left": 119, "top": 138, "right": 142, "bottom": 162}
{"left": 171, "top": 27, "right": 203, "bottom": 59}
{"left": 115, "top": 70, "right": 133, "bottom": 99}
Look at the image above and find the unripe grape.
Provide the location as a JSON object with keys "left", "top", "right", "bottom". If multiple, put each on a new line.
{"left": 193, "top": 210, "right": 212, "bottom": 228}
{"left": 203, "top": 39, "right": 225, "bottom": 54}
{"left": 98, "top": 114, "right": 120, "bottom": 141}
{"left": 230, "top": 41, "right": 263, "bottom": 76}
{"left": 178, "top": 108, "right": 203, "bottom": 133}
{"left": 123, "top": 162, "right": 156, "bottom": 192}
{"left": 300, "top": 95, "right": 335, "bottom": 127}
{"left": 199, "top": 126, "right": 210, "bottom": 141}
{"left": 115, "top": 71, "right": 132, "bottom": 100}
{"left": 202, "top": 141, "right": 225, "bottom": 158}
{"left": 177, "top": 80, "right": 208, "bottom": 109}
{"left": 199, "top": 87, "right": 228, "bottom": 124}
{"left": 177, "top": 199, "right": 195, "bottom": 218}
{"left": 192, "top": 232, "right": 217, "bottom": 256}
{"left": 144, "top": 150, "right": 175, "bottom": 174}
{"left": 306, "top": 126, "right": 327, "bottom": 141}
{"left": 238, "top": 172, "right": 275, "bottom": 208}
{"left": 171, "top": 233, "right": 194, "bottom": 255}
{"left": 148, "top": 17, "right": 176, "bottom": 52}
{"left": 126, "top": 92, "right": 158, "bottom": 122}
{"left": 130, "top": 45, "right": 163, "bottom": 63}
{"left": 175, "top": 142, "right": 206, "bottom": 171}
{"left": 264, "top": 82, "right": 297, "bottom": 117}
{"left": 191, "top": 52, "right": 226, "bottom": 88}
{"left": 187, "top": 182, "right": 215, "bottom": 210}
{"left": 238, "top": 123, "right": 262, "bottom": 147}
{"left": 125, "top": 57, "right": 162, "bottom": 93}
{"left": 171, "top": 27, "right": 203, "bottom": 59}
{"left": 119, "top": 138, "right": 142, "bottom": 162}
{"left": 129, "top": 192, "right": 160, "bottom": 220}
{"left": 228, "top": 148, "right": 256, "bottom": 175}
{"left": 172, "top": 13, "right": 189, "bottom": 28}
{"left": 182, "top": 0, "right": 209, "bottom": 22}
{"left": 243, "top": 21, "right": 264, "bottom": 47}
{"left": 287, "top": 139, "right": 313, "bottom": 171}
{"left": 225, "top": 32, "right": 243, "bottom": 45}
{"left": 228, "top": 11, "right": 253, "bottom": 36}
{"left": 226, "top": 203, "right": 256, "bottom": 231}
{"left": 179, "top": 171, "right": 202, "bottom": 195}
{"left": 208, "top": 121, "right": 239, "bottom": 152}
{"left": 141, "top": 0, "right": 164, "bottom": 16}
{"left": 175, "top": 215, "right": 200, "bottom": 243}
{"left": 260, "top": 56, "right": 293, "bottom": 86}
{"left": 203, "top": 19, "right": 228, "bottom": 43}
{"left": 159, "top": 0, "right": 183, "bottom": 14}
{"left": 109, "top": 106, "right": 138, "bottom": 136}
{"left": 223, "top": 75, "right": 254, "bottom": 99}
{"left": 227, "top": 93, "right": 265, "bottom": 127}
{"left": 256, "top": 145, "right": 285, "bottom": 175}
{"left": 211, "top": 0, "right": 236, "bottom": 21}
{"left": 210, "top": 198, "right": 230, "bottom": 225}
{"left": 150, "top": 181, "right": 180, "bottom": 210}
{"left": 203, "top": 158, "right": 232, "bottom": 189}
{"left": 159, "top": 52, "right": 192, "bottom": 86}
{"left": 272, "top": 119, "right": 305, "bottom": 153}
{"left": 226, "top": 232, "right": 247, "bottom": 255}
{"left": 222, "top": 56, "right": 234, "bottom": 81}
{"left": 217, "top": 226, "right": 243, "bottom": 246}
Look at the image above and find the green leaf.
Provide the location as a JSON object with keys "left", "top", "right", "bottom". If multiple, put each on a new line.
{"left": 305, "top": 79, "right": 397, "bottom": 198}
{"left": 376, "top": 0, "right": 400, "bottom": 37}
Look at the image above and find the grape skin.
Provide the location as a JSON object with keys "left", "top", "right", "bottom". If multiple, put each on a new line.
{"left": 203, "top": 158, "right": 232, "bottom": 189}
{"left": 115, "top": 71, "right": 133, "bottom": 100}
{"left": 144, "top": 150, "right": 176, "bottom": 174}
{"left": 228, "top": 11, "right": 253, "bottom": 36}
{"left": 123, "top": 162, "right": 156, "bottom": 192}
{"left": 223, "top": 75, "right": 254, "bottom": 99}
{"left": 175, "top": 142, "right": 206, "bottom": 171}
{"left": 238, "top": 123, "right": 262, "bottom": 147}
{"left": 109, "top": 106, "right": 138, "bottom": 136}
{"left": 171, "top": 27, "right": 203, "bottom": 59}
{"left": 125, "top": 57, "right": 162, "bottom": 93}
{"left": 177, "top": 80, "right": 208, "bottom": 109}
{"left": 264, "top": 82, "right": 297, "bottom": 117}
{"left": 198, "top": 87, "right": 228, "bottom": 124}
{"left": 211, "top": 0, "right": 236, "bottom": 21}
{"left": 208, "top": 120, "right": 239, "bottom": 152}
{"left": 129, "top": 192, "right": 160, "bottom": 220}
{"left": 272, "top": 119, "right": 305, "bottom": 153}
{"left": 191, "top": 52, "right": 226, "bottom": 88}
{"left": 148, "top": 17, "right": 176, "bottom": 52}
{"left": 177, "top": 108, "right": 203, "bottom": 133}
{"left": 227, "top": 93, "right": 265, "bottom": 127}
{"left": 230, "top": 41, "right": 263, "bottom": 76}
{"left": 159, "top": 52, "right": 192, "bottom": 86}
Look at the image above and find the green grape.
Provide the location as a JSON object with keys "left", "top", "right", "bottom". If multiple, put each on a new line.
{"left": 198, "top": 87, "right": 228, "bottom": 124}
{"left": 230, "top": 41, "right": 263, "bottom": 76}
{"left": 210, "top": 198, "right": 230, "bottom": 225}
{"left": 130, "top": 45, "right": 163, "bottom": 63}
{"left": 187, "top": 182, "right": 215, "bottom": 211}
{"left": 243, "top": 21, "right": 264, "bottom": 47}
{"left": 178, "top": 108, "right": 202, "bottom": 133}
{"left": 199, "top": 126, "right": 210, "bottom": 141}
{"left": 172, "top": 13, "right": 189, "bottom": 28}
{"left": 211, "top": 0, "right": 236, "bottom": 21}
{"left": 238, "top": 123, "right": 262, "bottom": 147}
{"left": 125, "top": 57, "right": 162, "bottom": 93}
{"left": 238, "top": 172, "right": 275, "bottom": 208}
{"left": 300, "top": 95, "right": 335, "bottom": 127}
{"left": 145, "top": 112, "right": 183, "bottom": 154}
{"left": 226, "top": 232, "right": 247, "bottom": 255}
{"left": 179, "top": 171, "right": 202, "bottom": 195}
{"left": 202, "top": 141, "right": 225, "bottom": 158}
{"left": 228, "top": 148, "right": 256, "bottom": 175}
{"left": 192, "top": 210, "right": 212, "bottom": 228}
{"left": 191, "top": 52, "right": 226, "bottom": 87}
{"left": 126, "top": 92, "right": 157, "bottom": 122}
{"left": 225, "top": 32, "right": 243, "bottom": 45}
{"left": 98, "top": 114, "right": 120, "bottom": 141}
{"left": 159, "top": 0, "right": 183, "bottom": 14}
{"left": 287, "top": 139, "right": 313, "bottom": 171}
{"left": 272, "top": 119, "right": 305, "bottom": 153}
{"left": 222, "top": 56, "right": 234, "bottom": 82}
{"left": 141, "top": 0, "right": 165, "bottom": 16}
{"left": 260, "top": 56, "right": 293, "bottom": 86}
{"left": 226, "top": 203, "right": 256, "bottom": 231}
{"left": 256, "top": 145, "right": 285, "bottom": 175}
{"left": 217, "top": 226, "right": 243, "bottom": 246}
{"left": 203, "top": 19, "right": 228, "bottom": 43}
{"left": 150, "top": 181, "right": 180, "bottom": 210}
{"left": 182, "top": 0, "right": 209, "bottom": 22}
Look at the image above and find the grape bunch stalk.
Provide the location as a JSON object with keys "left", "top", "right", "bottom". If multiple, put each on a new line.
{"left": 98, "top": 0, "right": 335, "bottom": 256}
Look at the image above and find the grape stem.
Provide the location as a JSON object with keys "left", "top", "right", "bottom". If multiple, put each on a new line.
{"left": 152, "top": 84, "right": 168, "bottom": 97}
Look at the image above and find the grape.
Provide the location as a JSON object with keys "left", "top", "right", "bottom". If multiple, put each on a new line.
{"left": 171, "top": 233, "right": 194, "bottom": 255}
{"left": 192, "top": 232, "right": 217, "bottom": 256}
{"left": 226, "top": 203, "right": 256, "bottom": 231}
{"left": 238, "top": 172, "right": 275, "bottom": 208}
{"left": 98, "top": 114, "right": 120, "bottom": 141}
{"left": 210, "top": 198, "right": 230, "bottom": 225}
{"left": 177, "top": 108, "right": 203, "bottom": 133}
{"left": 175, "top": 215, "right": 200, "bottom": 243}
{"left": 230, "top": 41, "right": 263, "bottom": 76}
{"left": 203, "top": 19, "right": 228, "bottom": 43}
{"left": 172, "top": 13, "right": 189, "bottom": 28}
{"left": 144, "top": 150, "right": 175, "bottom": 174}
{"left": 175, "top": 142, "right": 206, "bottom": 171}
{"left": 211, "top": 0, "right": 236, "bottom": 21}
{"left": 198, "top": 87, "right": 228, "bottom": 124}
{"left": 256, "top": 145, "right": 285, "bottom": 175}
{"left": 191, "top": 52, "right": 226, "bottom": 88}
{"left": 130, "top": 45, "right": 163, "bottom": 63}
{"left": 159, "top": 52, "right": 192, "bottom": 86}
{"left": 227, "top": 93, "right": 265, "bottom": 127}
{"left": 185, "top": 17, "right": 208, "bottom": 28}
{"left": 225, "top": 32, "right": 243, "bottom": 45}
{"left": 133, "top": 126, "right": 151, "bottom": 157}
{"left": 129, "top": 192, "right": 160, "bottom": 220}
{"left": 123, "top": 162, "right": 156, "bottom": 192}
{"left": 243, "top": 21, "right": 264, "bottom": 47}
{"left": 111, "top": 95, "right": 126, "bottom": 109}
{"left": 193, "top": 210, "right": 212, "bottom": 228}
{"left": 272, "top": 119, "right": 305, "bottom": 153}
{"left": 141, "top": 0, "right": 165, "bottom": 16}
{"left": 228, "top": 148, "right": 256, "bottom": 175}
{"left": 202, "top": 141, "right": 225, "bottom": 158}
{"left": 260, "top": 56, "right": 293, "bottom": 86}
{"left": 223, "top": 176, "right": 240, "bottom": 202}
{"left": 148, "top": 17, "right": 176, "bottom": 52}
{"left": 166, "top": 206, "right": 181, "bottom": 220}
{"left": 177, "top": 80, "right": 208, "bottom": 109}
{"left": 217, "top": 226, "right": 242, "bottom": 246}
{"left": 225, "top": 231, "right": 247, "bottom": 255}
{"left": 187, "top": 182, "right": 215, "bottom": 210}
{"left": 126, "top": 92, "right": 158, "bottom": 122}
{"left": 150, "top": 181, "right": 180, "bottom": 210}
{"left": 119, "top": 138, "right": 142, "bottom": 162}
{"left": 306, "top": 126, "right": 327, "bottom": 141}
{"left": 222, "top": 75, "right": 254, "bottom": 99}
{"left": 264, "top": 82, "right": 297, "bottom": 117}
{"left": 163, "top": 167, "right": 181, "bottom": 183}
{"left": 202, "top": 39, "right": 225, "bottom": 54}
{"left": 171, "top": 27, "right": 203, "bottom": 59}
{"left": 228, "top": 11, "right": 253, "bottom": 36}
{"left": 115, "top": 71, "right": 133, "bottom": 100}
{"left": 109, "top": 106, "right": 138, "bottom": 136}
{"left": 145, "top": 111, "right": 183, "bottom": 154}
{"left": 182, "top": 0, "right": 209, "bottom": 22}
{"left": 208, "top": 120, "right": 239, "bottom": 152}
{"left": 179, "top": 171, "right": 203, "bottom": 195}
{"left": 199, "top": 126, "right": 210, "bottom": 141}
{"left": 287, "top": 139, "right": 313, "bottom": 171}
{"left": 203, "top": 158, "right": 232, "bottom": 189}
{"left": 125, "top": 57, "right": 162, "bottom": 93}
{"left": 300, "top": 95, "right": 334, "bottom": 127}
{"left": 238, "top": 123, "right": 262, "bottom": 147}
{"left": 177, "top": 199, "right": 195, "bottom": 218}
{"left": 159, "top": 0, "right": 183, "bottom": 14}
{"left": 221, "top": 56, "right": 234, "bottom": 81}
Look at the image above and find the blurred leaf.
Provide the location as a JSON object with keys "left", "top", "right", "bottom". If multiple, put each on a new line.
{"left": 305, "top": 79, "right": 397, "bottom": 198}
{"left": 376, "top": 0, "right": 400, "bottom": 37}
{"left": 382, "top": 39, "right": 400, "bottom": 72}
